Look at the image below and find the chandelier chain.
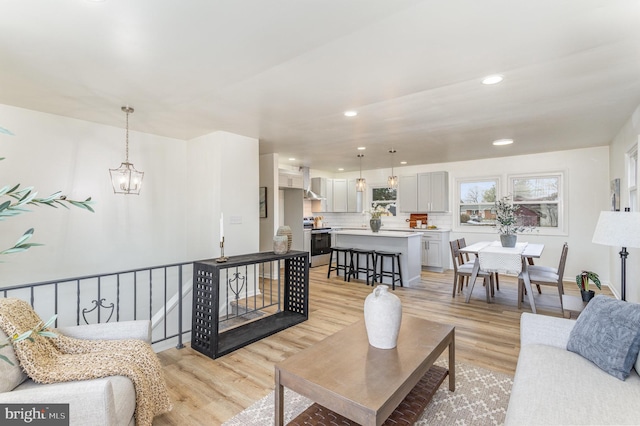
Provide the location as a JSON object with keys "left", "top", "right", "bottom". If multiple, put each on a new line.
{"left": 125, "top": 109, "right": 130, "bottom": 163}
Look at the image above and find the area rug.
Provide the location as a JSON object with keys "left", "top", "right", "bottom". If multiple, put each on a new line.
{"left": 223, "top": 361, "right": 513, "bottom": 426}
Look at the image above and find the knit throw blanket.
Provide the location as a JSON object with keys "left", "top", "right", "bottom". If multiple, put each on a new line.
{"left": 0, "top": 298, "right": 172, "bottom": 426}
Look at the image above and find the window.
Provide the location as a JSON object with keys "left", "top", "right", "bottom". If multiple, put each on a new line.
{"left": 458, "top": 178, "right": 498, "bottom": 227}
{"left": 371, "top": 186, "right": 397, "bottom": 216}
{"left": 510, "top": 173, "right": 562, "bottom": 229}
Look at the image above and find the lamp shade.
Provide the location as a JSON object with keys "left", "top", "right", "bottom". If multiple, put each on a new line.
{"left": 592, "top": 211, "right": 640, "bottom": 249}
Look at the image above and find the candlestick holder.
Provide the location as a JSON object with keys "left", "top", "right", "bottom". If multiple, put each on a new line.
{"left": 216, "top": 237, "right": 229, "bottom": 263}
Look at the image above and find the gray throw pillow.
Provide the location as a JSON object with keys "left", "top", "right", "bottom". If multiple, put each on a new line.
{"left": 567, "top": 295, "right": 640, "bottom": 380}
{"left": 0, "top": 329, "right": 28, "bottom": 392}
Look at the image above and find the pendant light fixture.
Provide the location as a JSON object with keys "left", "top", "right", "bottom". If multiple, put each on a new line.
{"left": 109, "top": 106, "right": 144, "bottom": 195}
{"left": 388, "top": 149, "right": 398, "bottom": 189}
{"left": 356, "top": 154, "right": 366, "bottom": 192}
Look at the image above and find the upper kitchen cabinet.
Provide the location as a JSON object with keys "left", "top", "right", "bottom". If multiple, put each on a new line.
{"left": 399, "top": 172, "right": 449, "bottom": 212}
{"left": 417, "top": 171, "right": 449, "bottom": 212}
{"left": 311, "top": 177, "right": 333, "bottom": 212}
{"left": 279, "top": 169, "right": 304, "bottom": 189}
{"left": 399, "top": 175, "right": 418, "bottom": 213}
{"left": 310, "top": 177, "right": 361, "bottom": 213}
{"left": 332, "top": 179, "right": 348, "bottom": 212}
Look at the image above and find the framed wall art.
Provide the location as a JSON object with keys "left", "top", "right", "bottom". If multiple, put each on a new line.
{"left": 259, "top": 187, "right": 267, "bottom": 218}
{"left": 611, "top": 178, "right": 620, "bottom": 211}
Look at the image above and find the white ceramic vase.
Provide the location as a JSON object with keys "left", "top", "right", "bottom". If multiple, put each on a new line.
{"left": 364, "top": 285, "right": 402, "bottom": 349}
{"left": 500, "top": 234, "right": 517, "bottom": 248}
{"left": 273, "top": 235, "right": 288, "bottom": 254}
{"left": 276, "top": 226, "right": 292, "bottom": 252}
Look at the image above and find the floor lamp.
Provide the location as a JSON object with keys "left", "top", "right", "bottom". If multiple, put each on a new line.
{"left": 592, "top": 210, "right": 640, "bottom": 301}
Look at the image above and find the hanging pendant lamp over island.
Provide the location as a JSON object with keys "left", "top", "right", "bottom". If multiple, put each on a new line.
{"left": 388, "top": 149, "right": 398, "bottom": 189}
{"left": 356, "top": 154, "right": 366, "bottom": 192}
{"left": 109, "top": 106, "right": 144, "bottom": 195}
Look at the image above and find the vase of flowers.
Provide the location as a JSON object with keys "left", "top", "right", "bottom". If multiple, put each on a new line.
{"left": 368, "top": 205, "right": 388, "bottom": 233}
{"left": 494, "top": 196, "right": 529, "bottom": 247}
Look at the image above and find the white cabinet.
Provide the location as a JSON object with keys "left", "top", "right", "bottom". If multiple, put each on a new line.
{"left": 399, "top": 175, "right": 418, "bottom": 212}
{"left": 421, "top": 235, "right": 442, "bottom": 269}
{"left": 278, "top": 170, "right": 304, "bottom": 189}
{"left": 421, "top": 231, "right": 450, "bottom": 272}
{"left": 417, "top": 171, "right": 448, "bottom": 212}
{"left": 311, "top": 177, "right": 333, "bottom": 212}
{"left": 332, "top": 179, "right": 348, "bottom": 212}
{"left": 399, "top": 172, "right": 448, "bottom": 212}
{"left": 347, "top": 179, "right": 362, "bottom": 212}
{"left": 309, "top": 177, "right": 361, "bottom": 213}
{"left": 326, "top": 178, "right": 333, "bottom": 211}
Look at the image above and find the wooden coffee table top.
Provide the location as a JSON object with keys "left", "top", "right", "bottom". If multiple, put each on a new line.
{"left": 275, "top": 315, "right": 455, "bottom": 426}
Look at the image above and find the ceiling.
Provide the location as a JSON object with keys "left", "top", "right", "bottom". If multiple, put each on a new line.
{"left": 2, "top": 0, "right": 640, "bottom": 172}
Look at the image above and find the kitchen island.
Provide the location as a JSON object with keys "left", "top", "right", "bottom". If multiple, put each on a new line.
{"left": 332, "top": 229, "right": 423, "bottom": 287}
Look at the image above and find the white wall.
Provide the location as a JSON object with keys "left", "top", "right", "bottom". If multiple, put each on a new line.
{"left": 1, "top": 104, "right": 260, "bottom": 288}
{"left": 259, "top": 154, "right": 279, "bottom": 252}
{"left": 186, "top": 131, "right": 259, "bottom": 260}
{"left": 0, "top": 104, "right": 188, "bottom": 286}
{"left": 317, "top": 146, "right": 611, "bottom": 285}
{"left": 608, "top": 105, "right": 640, "bottom": 303}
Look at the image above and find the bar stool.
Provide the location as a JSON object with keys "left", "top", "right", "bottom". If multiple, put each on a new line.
{"left": 374, "top": 251, "right": 403, "bottom": 290}
{"left": 327, "top": 247, "right": 352, "bottom": 281}
{"left": 348, "top": 249, "right": 377, "bottom": 286}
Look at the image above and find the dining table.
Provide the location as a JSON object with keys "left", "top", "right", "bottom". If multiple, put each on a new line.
{"left": 459, "top": 241, "right": 544, "bottom": 314}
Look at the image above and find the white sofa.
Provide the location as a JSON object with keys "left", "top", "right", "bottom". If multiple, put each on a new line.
{"left": 505, "top": 313, "right": 640, "bottom": 425}
{"left": 0, "top": 320, "right": 151, "bottom": 426}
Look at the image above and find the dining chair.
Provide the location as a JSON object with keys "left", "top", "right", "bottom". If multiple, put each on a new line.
{"left": 457, "top": 238, "right": 471, "bottom": 264}
{"left": 449, "top": 240, "right": 494, "bottom": 299}
{"left": 518, "top": 242, "right": 568, "bottom": 312}
{"left": 455, "top": 238, "right": 471, "bottom": 288}
{"left": 522, "top": 258, "right": 542, "bottom": 294}
{"left": 458, "top": 238, "right": 499, "bottom": 292}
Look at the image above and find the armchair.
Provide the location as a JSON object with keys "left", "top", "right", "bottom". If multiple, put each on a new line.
{"left": 0, "top": 320, "right": 151, "bottom": 426}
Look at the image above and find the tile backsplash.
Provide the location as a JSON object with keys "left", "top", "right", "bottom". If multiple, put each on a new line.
{"left": 311, "top": 211, "right": 453, "bottom": 230}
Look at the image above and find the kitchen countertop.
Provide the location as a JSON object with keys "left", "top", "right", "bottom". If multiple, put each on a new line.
{"left": 331, "top": 227, "right": 450, "bottom": 233}
{"left": 331, "top": 229, "right": 423, "bottom": 238}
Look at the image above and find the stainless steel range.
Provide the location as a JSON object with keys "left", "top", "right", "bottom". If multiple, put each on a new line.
{"left": 303, "top": 217, "right": 332, "bottom": 267}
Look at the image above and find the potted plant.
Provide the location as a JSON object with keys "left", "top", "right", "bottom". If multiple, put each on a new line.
{"left": 368, "top": 204, "right": 389, "bottom": 233}
{"left": 576, "top": 270, "right": 601, "bottom": 302}
{"left": 494, "top": 196, "right": 529, "bottom": 247}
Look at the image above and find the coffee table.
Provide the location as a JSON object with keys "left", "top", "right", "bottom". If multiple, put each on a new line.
{"left": 274, "top": 315, "right": 455, "bottom": 426}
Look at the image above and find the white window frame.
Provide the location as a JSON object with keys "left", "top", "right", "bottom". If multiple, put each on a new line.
{"left": 455, "top": 176, "right": 501, "bottom": 231}
{"left": 508, "top": 171, "right": 566, "bottom": 236}
{"left": 369, "top": 184, "right": 397, "bottom": 216}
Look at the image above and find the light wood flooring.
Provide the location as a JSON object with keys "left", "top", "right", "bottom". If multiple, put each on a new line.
{"left": 154, "top": 267, "right": 611, "bottom": 425}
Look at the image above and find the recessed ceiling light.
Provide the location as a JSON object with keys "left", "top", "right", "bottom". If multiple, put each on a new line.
{"left": 400, "top": 161, "right": 407, "bottom": 165}
{"left": 338, "top": 168, "right": 344, "bottom": 171}
{"left": 344, "top": 111, "right": 358, "bottom": 117}
{"left": 288, "top": 157, "right": 296, "bottom": 161}
{"left": 492, "top": 139, "right": 514, "bottom": 146}
{"left": 482, "top": 74, "right": 504, "bottom": 85}
{"left": 357, "top": 147, "right": 366, "bottom": 150}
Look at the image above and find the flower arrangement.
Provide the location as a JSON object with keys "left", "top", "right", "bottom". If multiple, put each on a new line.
{"left": 369, "top": 204, "right": 390, "bottom": 219}
{"left": 494, "top": 195, "right": 529, "bottom": 235}
{"left": 0, "top": 315, "right": 57, "bottom": 366}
